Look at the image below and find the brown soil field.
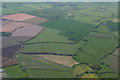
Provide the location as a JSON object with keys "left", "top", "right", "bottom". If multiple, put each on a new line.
{"left": 11, "top": 25, "right": 44, "bottom": 37}
{"left": 24, "top": 16, "right": 49, "bottom": 24}
{"left": 2, "top": 20, "right": 12, "bottom": 26}
{"left": 102, "top": 54, "right": 118, "bottom": 73}
{"left": 0, "top": 56, "right": 18, "bottom": 67}
{"left": 1, "top": 22, "right": 31, "bottom": 33}
{"left": 2, "top": 36, "right": 32, "bottom": 48}
{"left": 35, "top": 55, "right": 78, "bottom": 67}
{"left": 112, "top": 19, "right": 120, "bottom": 23}
{"left": 2, "top": 45, "right": 21, "bottom": 57}
{"left": 2, "top": 13, "right": 35, "bottom": 21}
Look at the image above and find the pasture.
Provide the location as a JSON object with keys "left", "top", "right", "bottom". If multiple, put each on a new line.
{"left": 25, "top": 28, "right": 73, "bottom": 43}
{"left": 4, "top": 65, "right": 28, "bottom": 78}
{"left": 22, "top": 40, "right": 85, "bottom": 55}
{"left": 26, "top": 69, "right": 74, "bottom": 78}
{"left": 40, "top": 18, "right": 95, "bottom": 42}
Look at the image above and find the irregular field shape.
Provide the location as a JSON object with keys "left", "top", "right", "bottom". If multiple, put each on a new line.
{"left": 102, "top": 54, "right": 118, "bottom": 73}
{"left": 113, "top": 48, "right": 119, "bottom": 56}
{"left": 1, "top": 22, "right": 31, "bottom": 33}
{"left": 1, "top": 56, "right": 18, "bottom": 67}
{"left": 36, "top": 55, "right": 78, "bottom": 67}
{"left": 24, "top": 16, "right": 49, "bottom": 24}
{"left": 40, "top": 18, "right": 95, "bottom": 41}
{"left": 81, "top": 73, "right": 99, "bottom": 78}
{"left": 12, "top": 25, "right": 44, "bottom": 37}
{"left": 2, "top": 45, "right": 21, "bottom": 57}
{"left": 2, "top": 20, "right": 12, "bottom": 26}
{"left": 2, "top": 13, "right": 35, "bottom": 21}
{"left": 82, "top": 35, "right": 117, "bottom": 59}
{"left": 17, "top": 54, "right": 71, "bottom": 70}
{"left": 73, "top": 64, "right": 92, "bottom": 75}
{"left": 26, "top": 28, "right": 73, "bottom": 43}
{"left": 2, "top": 36, "right": 32, "bottom": 48}
{"left": 4, "top": 65, "right": 28, "bottom": 78}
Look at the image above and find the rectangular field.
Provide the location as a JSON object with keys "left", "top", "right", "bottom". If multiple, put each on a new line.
{"left": 17, "top": 54, "right": 72, "bottom": 70}
{"left": 11, "top": 25, "right": 44, "bottom": 37}
{"left": 25, "top": 28, "right": 73, "bottom": 43}
{"left": 22, "top": 40, "right": 85, "bottom": 55}
{"left": 2, "top": 13, "right": 35, "bottom": 21}
{"left": 24, "top": 16, "right": 49, "bottom": 24}
{"left": 26, "top": 69, "right": 74, "bottom": 78}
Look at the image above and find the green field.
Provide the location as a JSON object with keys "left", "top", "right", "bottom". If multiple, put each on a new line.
{"left": 17, "top": 53, "right": 71, "bottom": 70}
{"left": 4, "top": 65, "right": 28, "bottom": 78}
{"left": 40, "top": 18, "right": 95, "bottom": 42}
{"left": 2, "top": 2, "right": 118, "bottom": 78}
{"left": 26, "top": 69, "right": 74, "bottom": 78}
{"left": 2, "top": 2, "right": 52, "bottom": 15}
{"left": 25, "top": 28, "right": 73, "bottom": 43}
{"left": 22, "top": 40, "right": 85, "bottom": 55}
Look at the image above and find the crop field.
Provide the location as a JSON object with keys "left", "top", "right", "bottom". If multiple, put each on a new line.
{"left": 17, "top": 53, "right": 72, "bottom": 70}
{"left": 24, "top": 16, "right": 49, "bottom": 24}
{"left": 1, "top": 22, "right": 31, "bottom": 33}
{"left": 36, "top": 55, "right": 78, "bottom": 67}
{"left": 25, "top": 28, "right": 73, "bottom": 43}
{"left": 2, "top": 56, "right": 18, "bottom": 67}
{"left": 73, "top": 64, "right": 92, "bottom": 76}
{"left": 2, "top": 20, "right": 12, "bottom": 26}
{"left": 2, "top": 45, "right": 21, "bottom": 57}
{"left": 3, "top": 13, "right": 36, "bottom": 21}
{"left": 2, "top": 36, "right": 31, "bottom": 48}
{"left": 2, "top": 2, "right": 118, "bottom": 78}
{"left": 113, "top": 48, "right": 119, "bottom": 56}
{"left": 11, "top": 25, "right": 44, "bottom": 37}
{"left": 102, "top": 54, "right": 118, "bottom": 73}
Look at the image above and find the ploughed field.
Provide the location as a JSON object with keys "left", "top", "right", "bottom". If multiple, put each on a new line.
{"left": 2, "top": 2, "right": 118, "bottom": 78}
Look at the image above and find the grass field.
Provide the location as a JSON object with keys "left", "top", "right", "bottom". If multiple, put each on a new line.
{"left": 25, "top": 28, "right": 73, "bottom": 43}
{"left": 98, "top": 73, "right": 118, "bottom": 78}
{"left": 2, "top": 2, "right": 52, "bottom": 15}
{"left": 26, "top": 69, "right": 74, "bottom": 78}
{"left": 4, "top": 65, "right": 28, "bottom": 78}
{"left": 22, "top": 40, "right": 85, "bottom": 55}
{"left": 40, "top": 18, "right": 95, "bottom": 42}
